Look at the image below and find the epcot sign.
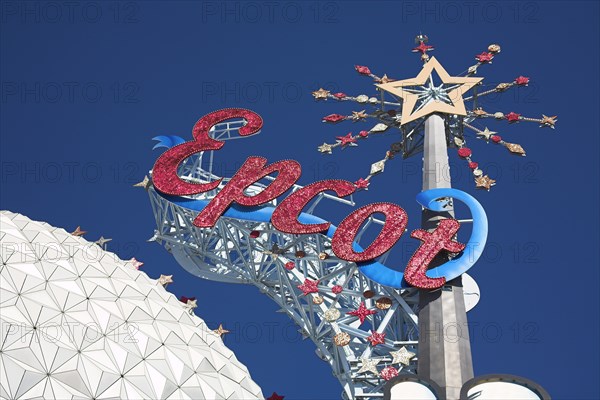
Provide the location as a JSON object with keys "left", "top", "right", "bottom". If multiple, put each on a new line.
{"left": 151, "top": 108, "right": 488, "bottom": 291}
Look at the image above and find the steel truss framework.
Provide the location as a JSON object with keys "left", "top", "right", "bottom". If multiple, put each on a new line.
{"left": 148, "top": 121, "right": 421, "bottom": 399}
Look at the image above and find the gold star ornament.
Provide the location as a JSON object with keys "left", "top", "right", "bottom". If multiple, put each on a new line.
{"left": 312, "top": 88, "right": 330, "bottom": 100}
{"left": 475, "top": 175, "right": 496, "bottom": 191}
{"left": 351, "top": 110, "right": 368, "bottom": 121}
{"left": 540, "top": 114, "right": 557, "bottom": 128}
{"left": 376, "top": 57, "right": 482, "bottom": 125}
{"left": 133, "top": 175, "right": 152, "bottom": 190}
{"left": 158, "top": 274, "right": 173, "bottom": 287}
{"left": 213, "top": 324, "right": 230, "bottom": 337}
{"left": 71, "top": 226, "right": 87, "bottom": 237}
{"left": 317, "top": 143, "right": 333, "bottom": 154}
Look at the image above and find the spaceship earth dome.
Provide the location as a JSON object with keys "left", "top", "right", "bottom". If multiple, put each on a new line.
{"left": 0, "top": 211, "right": 263, "bottom": 400}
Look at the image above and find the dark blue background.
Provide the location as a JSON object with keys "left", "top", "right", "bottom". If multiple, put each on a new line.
{"left": 2, "top": 1, "right": 598, "bottom": 398}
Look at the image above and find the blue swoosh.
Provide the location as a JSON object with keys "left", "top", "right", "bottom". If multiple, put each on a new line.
{"left": 158, "top": 187, "right": 487, "bottom": 288}
{"left": 152, "top": 135, "right": 186, "bottom": 150}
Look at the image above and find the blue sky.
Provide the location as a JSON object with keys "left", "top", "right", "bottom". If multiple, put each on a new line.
{"left": 1, "top": 1, "right": 599, "bottom": 398}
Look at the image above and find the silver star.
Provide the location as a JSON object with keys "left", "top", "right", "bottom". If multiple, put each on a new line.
{"left": 318, "top": 143, "right": 333, "bottom": 154}
{"left": 390, "top": 347, "right": 416, "bottom": 366}
{"left": 357, "top": 357, "right": 380, "bottom": 375}
{"left": 95, "top": 236, "right": 113, "bottom": 247}
{"left": 184, "top": 298, "right": 198, "bottom": 314}
{"left": 133, "top": 175, "right": 152, "bottom": 190}
{"left": 477, "top": 127, "right": 496, "bottom": 142}
{"left": 158, "top": 274, "right": 173, "bottom": 287}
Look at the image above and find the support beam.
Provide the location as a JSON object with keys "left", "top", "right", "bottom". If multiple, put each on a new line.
{"left": 418, "top": 113, "right": 473, "bottom": 400}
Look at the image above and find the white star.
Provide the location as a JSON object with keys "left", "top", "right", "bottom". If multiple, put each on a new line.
{"left": 357, "top": 357, "right": 380, "bottom": 375}
{"left": 477, "top": 127, "right": 496, "bottom": 142}
{"left": 390, "top": 347, "right": 416, "bottom": 366}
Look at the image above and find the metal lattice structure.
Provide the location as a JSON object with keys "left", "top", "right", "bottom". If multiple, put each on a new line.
{"left": 146, "top": 37, "right": 556, "bottom": 399}
{"left": 147, "top": 122, "right": 423, "bottom": 399}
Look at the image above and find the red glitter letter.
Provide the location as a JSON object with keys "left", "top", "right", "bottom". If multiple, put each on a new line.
{"left": 153, "top": 108, "right": 263, "bottom": 196}
{"left": 271, "top": 180, "right": 356, "bottom": 234}
{"left": 404, "top": 219, "right": 465, "bottom": 289}
{"left": 332, "top": 203, "right": 408, "bottom": 262}
{"left": 194, "top": 157, "right": 302, "bottom": 227}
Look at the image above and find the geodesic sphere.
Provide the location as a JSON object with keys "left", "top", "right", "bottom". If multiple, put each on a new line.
{"left": 0, "top": 211, "right": 263, "bottom": 400}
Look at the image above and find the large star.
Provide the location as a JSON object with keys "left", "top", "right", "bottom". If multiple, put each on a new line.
{"left": 376, "top": 57, "right": 482, "bottom": 125}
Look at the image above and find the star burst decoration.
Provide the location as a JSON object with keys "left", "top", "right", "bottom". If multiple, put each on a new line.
{"left": 312, "top": 35, "right": 557, "bottom": 191}
{"left": 367, "top": 331, "right": 386, "bottom": 347}
{"left": 297, "top": 278, "right": 320, "bottom": 295}
{"left": 346, "top": 302, "right": 378, "bottom": 324}
{"left": 390, "top": 347, "right": 416, "bottom": 366}
{"left": 357, "top": 357, "right": 380, "bottom": 375}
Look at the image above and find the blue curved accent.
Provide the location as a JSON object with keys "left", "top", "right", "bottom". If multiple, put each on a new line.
{"left": 414, "top": 188, "right": 488, "bottom": 280}
{"left": 152, "top": 135, "right": 186, "bottom": 150}
{"left": 159, "top": 187, "right": 487, "bottom": 289}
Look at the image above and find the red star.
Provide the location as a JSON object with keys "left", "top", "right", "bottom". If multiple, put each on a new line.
{"left": 323, "top": 114, "right": 346, "bottom": 123}
{"left": 475, "top": 52, "right": 494, "bottom": 63}
{"left": 355, "top": 65, "right": 371, "bottom": 75}
{"left": 347, "top": 302, "right": 377, "bottom": 324}
{"left": 297, "top": 279, "right": 319, "bottom": 295}
{"left": 515, "top": 76, "right": 530, "bottom": 86}
{"left": 267, "top": 392, "right": 285, "bottom": 400}
{"left": 367, "top": 331, "right": 386, "bottom": 346}
{"left": 354, "top": 178, "right": 370, "bottom": 189}
{"left": 336, "top": 133, "right": 357, "bottom": 146}
{"left": 506, "top": 112, "right": 521, "bottom": 123}
{"left": 412, "top": 42, "right": 434, "bottom": 54}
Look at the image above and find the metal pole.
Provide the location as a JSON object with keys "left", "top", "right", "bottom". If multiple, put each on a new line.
{"left": 418, "top": 113, "right": 473, "bottom": 399}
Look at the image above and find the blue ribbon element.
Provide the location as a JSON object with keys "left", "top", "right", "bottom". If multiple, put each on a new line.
{"left": 152, "top": 135, "right": 186, "bottom": 150}
{"left": 159, "top": 187, "right": 487, "bottom": 289}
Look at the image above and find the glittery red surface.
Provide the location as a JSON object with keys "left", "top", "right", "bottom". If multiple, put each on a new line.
{"left": 380, "top": 366, "right": 398, "bottom": 381}
{"left": 367, "top": 331, "right": 386, "bottom": 347}
{"left": 153, "top": 109, "right": 263, "bottom": 197}
{"left": 358, "top": 130, "right": 369, "bottom": 138}
{"left": 346, "top": 302, "right": 377, "bottom": 324}
{"left": 515, "top": 76, "right": 530, "bottom": 85}
{"left": 506, "top": 112, "right": 521, "bottom": 122}
{"left": 491, "top": 135, "right": 502, "bottom": 143}
{"left": 337, "top": 133, "right": 357, "bottom": 146}
{"left": 323, "top": 114, "right": 346, "bottom": 123}
{"left": 457, "top": 147, "right": 472, "bottom": 158}
{"left": 194, "top": 157, "right": 301, "bottom": 227}
{"left": 297, "top": 279, "right": 319, "bottom": 295}
{"left": 332, "top": 203, "right": 408, "bottom": 262}
{"left": 354, "top": 178, "right": 370, "bottom": 189}
{"left": 333, "top": 92, "right": 347, "bottom": 99}
{"left": 404, "top": 219, "right": 465, "bottom": 289}
{"left": 468, "top": 162, "right": 479, "bottom": 169}
{"left": 285, "top": 262, "right": 295, "bottom": 270}
{"left": 332, "top": 285, "right": 343, "bottom": 294}
{"left": 272, "top": 180, "right": 355, "bottom": 234}
{"left": 475, "top": 52, "right": 494, "bottom": 63}
{"left": 355, "top": 65, "right": 371, "bottom": 75}
{"left": 413, "top": 42, "right": 434, "bottom": 54}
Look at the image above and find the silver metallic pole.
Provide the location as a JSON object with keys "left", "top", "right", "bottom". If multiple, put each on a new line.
{"left": 418, "top": 113, "right": 473, "bottom": 399}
